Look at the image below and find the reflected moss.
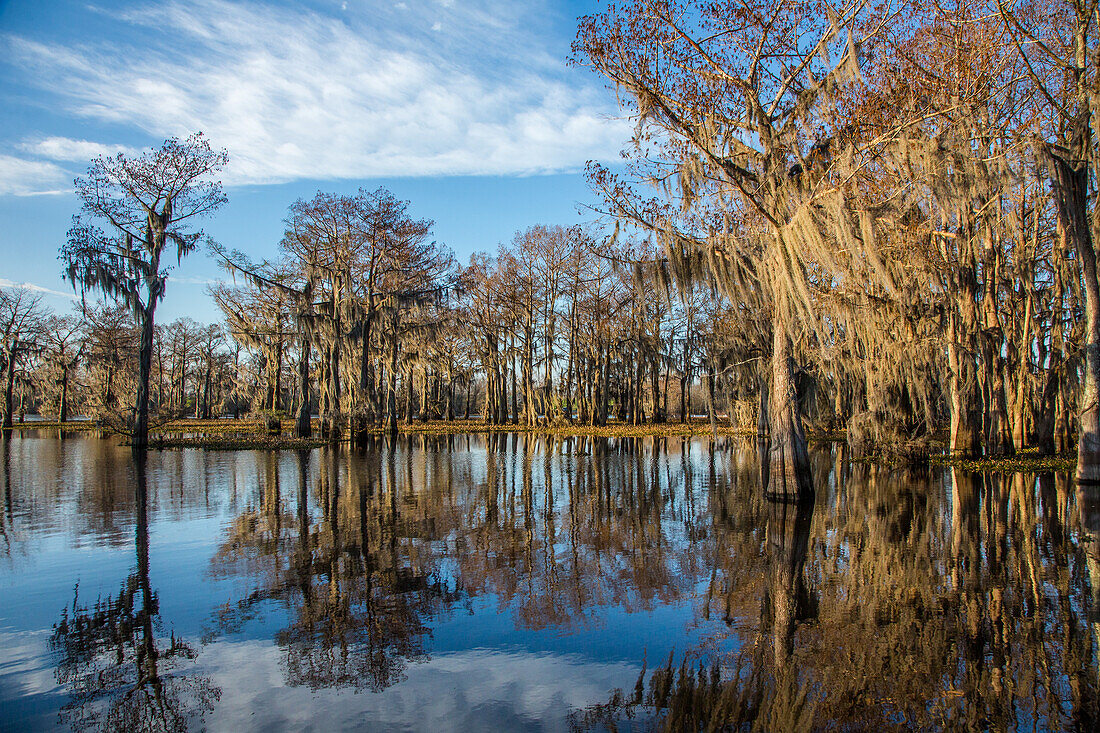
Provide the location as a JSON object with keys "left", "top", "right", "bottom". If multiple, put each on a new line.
{"left": 49, "top": 455, "right": 220, "bottom": 732}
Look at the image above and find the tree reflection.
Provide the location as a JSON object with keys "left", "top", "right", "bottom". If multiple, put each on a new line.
{"left": 572, "top": 496, "right": 816, "bottom": 733}
{"left": 574, "top": 464, "right": 1100, "bottom": 731}
{"left": 761, "top": 498, "right": 814, "bottom": 669}
{"left": 1, "top": 433, "right": 11, "bottom": 556}
{"left": 207, "top": 445, "right": 463, "bottom": 692}
{"left": 49, "top": 454, "right": 219, "bottom": 732}
{"left": 189, "top": 436, "right": 1100, "bottom": 728}
{"left": 456, "top": 434, "right": 710, "bottom": 629}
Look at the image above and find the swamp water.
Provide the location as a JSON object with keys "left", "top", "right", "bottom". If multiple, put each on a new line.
{"left": 0, "top": 430, "right": 1098, "bottom": 731}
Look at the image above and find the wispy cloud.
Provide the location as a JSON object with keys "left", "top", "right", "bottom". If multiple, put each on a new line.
{"left": 166, "top": 275, "right": 226, "bottom": 286}
{"left": 6, "top": 0, "right": 629, "bottom": 187}
{"left": 0, "top": 278, "right": 78, "bottom": 300}
{"left": 20, "top": 137, "right": 141, "bottom": 163}
{"left": 0, "top": 154, "right": 70, "bottom": 196}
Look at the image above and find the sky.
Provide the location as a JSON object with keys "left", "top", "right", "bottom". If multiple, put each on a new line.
{"left": 0, "top": 0, "right": 630, "bottom": 323}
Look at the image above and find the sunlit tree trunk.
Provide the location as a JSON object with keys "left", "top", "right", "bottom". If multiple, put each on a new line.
{"left": 980, "top": 238, "right": 1014, "bottom": 456}
{"left": 767, "top": 325, "right": 811, "bottom": 499}
{"left": 947, "top": 308, "right": 980, "bottom": 457}
{"left": 509, "top": 333, "right": 518, "bottom": 425}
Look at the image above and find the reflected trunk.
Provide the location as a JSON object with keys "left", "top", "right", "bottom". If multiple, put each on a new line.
{"left": 764, "top": 498, "right": 814, "bottom": 669}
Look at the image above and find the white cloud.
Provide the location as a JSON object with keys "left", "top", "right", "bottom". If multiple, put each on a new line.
{"left": 166, "top": 275, "right": 225, "bottom": 286}
{"left": 0, "top": 154, "right": 70, "bottom": 196}
{"left": 7, "top": 0, "right": 629, "bottom": 187}
{"left": 0, "top": 278, "right": 78, "bottom": 300}
{"left": 20, "top": 137, "right": 141, "bottom": 163}
{"left": 198, "top": 641, "right": 640, "bottom": 731}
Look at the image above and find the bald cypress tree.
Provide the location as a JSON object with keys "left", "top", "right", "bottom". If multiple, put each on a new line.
{"left": 61, "top": 134, "right": 227, "bottom": 450}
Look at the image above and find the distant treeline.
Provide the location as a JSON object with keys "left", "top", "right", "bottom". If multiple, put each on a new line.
{"left": 0, "top": 222, "right": 755, "bottom": 436}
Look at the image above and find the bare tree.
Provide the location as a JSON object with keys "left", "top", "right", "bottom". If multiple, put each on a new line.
{"left": 60, "top": 133, "right": 228, "bottom": 449}
{"left": 0, "top": 288, "right": 47, "bottom": 428}
{"left": 42, "top": 314, "right": 85, "bottom": 423}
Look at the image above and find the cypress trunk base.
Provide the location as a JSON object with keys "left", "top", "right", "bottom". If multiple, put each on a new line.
{"left": 351, "top": 415, "right": 374, "bottom": 445}
{"left": 1077, "top": 444, "right": 1100, "bottom": 484}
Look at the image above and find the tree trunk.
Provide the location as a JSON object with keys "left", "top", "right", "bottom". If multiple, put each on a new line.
{"left": 524, "top": 318, "right": 536, "bottom": 426}
{"left": 980, "top": 238, "right": 1014, "bottom": 457}
{"left": 272, "top": 338, "right": 283, "bottom": 413}
{"left": 58, "top": 366, "right": 69, "bottom": 423}
{"left": 767, "top": 326, "right": 812, "bottom": 499}
{"left": 359, "top": 309, "right": 376, "bottom": 421}
{"left": 509, "top": 334, "right": 518, "bottom": 425}
{"left": 946, "top": 311, "right": 980, "bottom": 457}
{"left": 650, "top": 356, "right": 663, "bottom": 423}
{"left": 680, "top": 371, "right": 688, "bottom": 424}
{"left": 328, "top": 342, "right": 341, "bottom": 442}
{"left": 419, "top": 368, "right": 429, "bottom": 422}
{"left": 1077, "top": 243, "right": 1100, "bottom": 480}
{"left": 705, "top": 359, "right": 717, "bottom": 436}
{"left": 565, "top": 303, "right": 577, "bottom": 422}
{"left": 496, "top": 349, "right": 508, "bottom": 425}
{"left": 296, "top": 337, "right": 312, "bottom": 438}
{"left": 104, "top": 366, "right": 114, "bottom": 409}
{"left": 1049, "top": 148, "right": 1100, "bottom": 481}
{"left": 1011, "top": 287, "right": 1034, "bottom": 452}
{"left": 2, "top": 353, "right": 15, "bottom": 428}
{"left": 387, "top": 328, "right": 400, "bottom": 435}
{"left": 132, "top": 309, "right": 156, "bottom": 451}
{"left": 445, "top": 366, "right": 454, "bottom": 421}
{"left": 758, "top": 372, "right": 771, "bottom": 492}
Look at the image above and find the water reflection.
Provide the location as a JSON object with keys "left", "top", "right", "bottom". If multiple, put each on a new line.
{"left": 207, "top": 447, "right": 462, "bottom": 692}
{"left": 49, "top": 455, "right": 219, "bottom": 732}
{"left": 0, "top": 432, "right": 1097, "bottom": 730}
{"left": 762, "top": 499, "right": 814, "bottom": 670}
{"left": 576, "top": 468, "right": 1100, "bottom": 730}
{"left": 2, "top": 434, "right": 12, "bottom": 553}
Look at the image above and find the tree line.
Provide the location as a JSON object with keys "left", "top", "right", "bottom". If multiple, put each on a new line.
{"left": 3, "top": 0, "right": 1099, "bottom": 499}
{"left": 0, "top": 219, "right": 754, "bottom": 438}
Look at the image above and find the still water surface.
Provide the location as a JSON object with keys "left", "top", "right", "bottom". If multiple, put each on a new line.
{"left": 0, "top": 431, "right": 1098, "bottom": 731}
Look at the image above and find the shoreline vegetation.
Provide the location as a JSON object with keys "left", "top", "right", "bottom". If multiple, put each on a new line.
{"left": 2, "top": 418, "right": 1078, "bottom": 472}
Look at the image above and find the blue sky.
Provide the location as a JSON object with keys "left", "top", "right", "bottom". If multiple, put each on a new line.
{"left": 0, "top": 0, "right": 628, "bottom": 323}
